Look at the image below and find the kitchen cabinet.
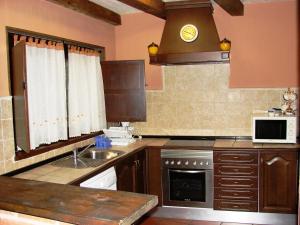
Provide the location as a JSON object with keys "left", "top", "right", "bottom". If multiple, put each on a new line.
{"left": 213, "top": 150, "right": 259, "bottom": 212}
{"left": 259, "top": 150, "right": 298, "bottom": 213}
{"left": 101, "top": 60, "right": 146, "bottom": 122}
{"left": 146, "top": 147, "right": 162, "bottom": 206}
{"left": 115, "top": 149, "right": 146, "bottom": 193}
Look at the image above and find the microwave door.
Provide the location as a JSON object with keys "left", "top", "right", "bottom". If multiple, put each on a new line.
{"left": 255, "top": 120, "right": 287, "bottom": 140}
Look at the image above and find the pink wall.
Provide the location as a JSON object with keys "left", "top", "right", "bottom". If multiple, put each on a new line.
{"left": 115, "top": 13, "right": 165, "bottom": 90}
{"left": 214, "top": 0, "right": 298, "bottom": 88}
{"left": 0, "top": 0, "right": 116, "bottom": 96}
{"left": 115, "top": 1, "right": 298, "bottom": 89}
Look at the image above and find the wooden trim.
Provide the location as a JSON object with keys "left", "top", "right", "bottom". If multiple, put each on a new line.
{"left": 165, "top": 0, "right": 212, "bottom": 10}
{"left": 15, "top": 131, "right": 102, "bottom": 161}
{"left": 150, "top": 51, "right": 230, "bottom": 65}
{"left": 214, "top": 0, "right": 244, "bottom": 16}
{"left": 46, "top": 0, "right": 121, "bottom": 25}
{"left": 7, "top": 27, "right": 106, "bottom": 160}
{"left": 6, "top": 27, "right": 105, "bottom": 57}
{"left": 117, "top": 0, "right": 166, "bottom": 19}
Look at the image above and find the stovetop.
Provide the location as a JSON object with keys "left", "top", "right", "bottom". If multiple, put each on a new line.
{"left": 164, "top": 139, "right": 215, "bottom": 148}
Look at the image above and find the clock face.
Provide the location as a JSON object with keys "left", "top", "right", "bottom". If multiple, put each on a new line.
{"left": 180, "top": 24, "right": 198, "bottom": 43}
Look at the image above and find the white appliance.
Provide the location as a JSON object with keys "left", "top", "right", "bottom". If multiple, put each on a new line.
{"left": 103, "top": 124, "right": 136, "bottom": 146}
{"left": 252, "top": 115, "right": 297, "bottom": 143}
{"left": 80, "top": 167, "right": 117, "bottom": 190}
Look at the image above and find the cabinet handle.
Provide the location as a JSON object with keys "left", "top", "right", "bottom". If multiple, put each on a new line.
{"left": 134, "top": 160, "right": 140, "bottom": 168}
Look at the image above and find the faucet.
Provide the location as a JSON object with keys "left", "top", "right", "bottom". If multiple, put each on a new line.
{"left": 77, "top": 143, "right": 94, "bottom": 158}
{"left": 73, "top": 148, "right": 78, "bottom": 160}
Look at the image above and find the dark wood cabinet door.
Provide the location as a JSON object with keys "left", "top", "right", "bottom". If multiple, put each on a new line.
{"left": 146, "top": 147, "right": 162, "bottom": 206}
{"left": 214, "top": 152, "right": 258, "bottom": 164}
{"left": 115, "top": 155, "right": 135, "bottom": 192}
{"left": 259, "top": 151, "right": 298, "bottom": 213}
{"left": 101, "top": 60, "right": 146, "bottom": 122}
{"left": 11, "top": 41, "right": 31, "bottom": 153}
{"left": 135, "top": 150, "right": 146, "bottom": 194}
{"left": 115, "top": 150, "right": 146, "bottom": 193}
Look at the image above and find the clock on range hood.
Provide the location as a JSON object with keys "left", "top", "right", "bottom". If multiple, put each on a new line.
{"left": 150, "top": 0, "right": 230, "bottom": 65}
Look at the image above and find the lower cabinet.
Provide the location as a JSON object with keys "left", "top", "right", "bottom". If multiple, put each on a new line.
{"left": 259, "top": 150, "right": 298, "bottom": 213}
{"left": 213, "top": 150, "right": 259, "bottom": 212}
{"left": 115, "top": 149, "right": 146, "bottom": 194}
{"left": 214, "top": 149, "right": 298, "bottom": 214}
{"left": 146, "top": 147, "right": 162, "bottom": 205}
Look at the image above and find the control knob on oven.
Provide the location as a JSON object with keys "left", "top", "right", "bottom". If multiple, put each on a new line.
{"left": 165, "top": 160, "right": 169, "bottom": 165}
{"left": 206, "top": 161, "right": 209, "bottom": 166}
{"left": 185, "top": 161, "right": 189, "bottom": 165}
{"left": 171, "top": 161, "right": 175, "bottom": 165}
{"left": 200, "top": 162, "right": 203, "bottom": 166}
{"left": 193, "top": 161, "right": 197, "bottom": 166}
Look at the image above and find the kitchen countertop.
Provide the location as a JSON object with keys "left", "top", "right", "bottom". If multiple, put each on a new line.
{"left": 0, "top": 176, "right": 157, "bottom": 225}
{"left": 14, "top": 138, "right": 300, "bottom": 184}
{"left": 14, "top": 138, "right": 169, "bottom": 184}
{"left": 214, "top": 139, "right": 300, "bottom": 150}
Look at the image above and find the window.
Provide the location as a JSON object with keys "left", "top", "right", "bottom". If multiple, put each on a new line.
{"left": 7, "top": 27, "right": 106, "bottom": 159}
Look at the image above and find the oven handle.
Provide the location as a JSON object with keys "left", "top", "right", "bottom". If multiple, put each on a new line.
{"left": 170, "top": 169, "right": 206, "bottom": 174}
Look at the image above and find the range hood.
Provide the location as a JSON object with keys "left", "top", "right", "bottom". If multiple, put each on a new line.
{"left": 150, "top": 1, "right": 230, "bottom": 65}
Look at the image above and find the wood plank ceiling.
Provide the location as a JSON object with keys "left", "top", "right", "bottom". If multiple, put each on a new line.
{"left": 47, "top": 0, "right": 247, "bottom": 25}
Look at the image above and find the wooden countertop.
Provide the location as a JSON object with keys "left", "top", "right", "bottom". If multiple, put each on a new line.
{"left": 214, "top": 139, "right": 300, "bottom": 150}
{"left": 14, "top": 138, "right": 169, "bottom": 184}
{"left": 0, "top": 176, "right": 157, "bottom": 225}
{"left": 14, "top": 138, "right": 300, "bottom": 184}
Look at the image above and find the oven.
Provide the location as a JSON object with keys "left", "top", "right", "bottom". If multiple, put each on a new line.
{"left": 161, "top": 149, "right": 213, "bottom": 208}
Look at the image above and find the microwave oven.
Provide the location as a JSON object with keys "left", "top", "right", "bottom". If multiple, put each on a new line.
{"left": 252, "top": 116, "right": 297, "bottom": 143}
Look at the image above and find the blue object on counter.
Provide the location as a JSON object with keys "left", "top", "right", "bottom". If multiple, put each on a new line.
{"left": 95, "top": 135, "right": 112, "bottom": 149}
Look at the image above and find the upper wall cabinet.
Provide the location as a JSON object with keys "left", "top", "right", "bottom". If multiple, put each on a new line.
{"left": 101, "top": 60, "right": 146, "bottom": 122}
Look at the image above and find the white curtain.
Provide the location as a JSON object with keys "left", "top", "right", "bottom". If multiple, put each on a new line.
{"left": 68, "top": 48, "right": 106, "bottom": 137}
{"left": 25, "top": 42, "right": 68, "bottom": 150}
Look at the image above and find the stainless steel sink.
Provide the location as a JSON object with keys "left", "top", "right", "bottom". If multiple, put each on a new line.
{"left": 51, "top": 146, "right": 125, "bottom": 169}
{"left": 81, "top": 149, "right": 124, "bottom": 160}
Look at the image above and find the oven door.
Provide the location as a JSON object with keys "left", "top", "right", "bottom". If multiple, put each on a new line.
{"left": 163, "top": 168, "right": 213, "bottom": 208}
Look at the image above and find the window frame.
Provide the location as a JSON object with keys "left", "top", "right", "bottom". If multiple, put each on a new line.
{"left": 6, "top": 27, "right": 106, "bottom": 161}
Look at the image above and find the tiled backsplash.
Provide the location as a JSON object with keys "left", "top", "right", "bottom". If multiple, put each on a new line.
{"left": 0, "top": 97, "right": 94, "bottom": 175}
{"left": 132, "top": 64, "right": 297, "bottom": 136}
{"left": 0, "top": 64, "right": 297, "bottom": 174}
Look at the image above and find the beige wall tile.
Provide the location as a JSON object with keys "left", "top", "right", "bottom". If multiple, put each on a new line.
{"left": 0, "top": 99, "right": 12, "bottom": 120}
{"left": 2, "top": 119, "right": 14, "bottom": 140}
{"left": 133, "top": 65, "right": 287, "bottom": 137}
{"left": 0, "top": 141, "right": 4, "bottom": 161}
{"left": 0, "top": 119, "right": 3, "bottom": 141}
{"left": 2, "top": 139, "right": 15, "bottom": 160}
{"left": 0, "top": 161, "right": 5, "bottom": 174}
{"left": 4, "top": 160, "right": 16, "bottom": 173}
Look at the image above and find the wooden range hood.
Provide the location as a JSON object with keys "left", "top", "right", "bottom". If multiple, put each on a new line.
{"left": 150, "top": 1, "right": 230, "bottom": 65}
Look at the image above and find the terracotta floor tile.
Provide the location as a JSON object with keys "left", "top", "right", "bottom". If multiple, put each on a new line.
{"left": 140, "top": 217, "right": 190, "bottom": 225}
{"left": 221, "top": 223, "right": 252, "bottom": 225}
{"left": 190, "top": 220, "right": 221, "bottom": 225}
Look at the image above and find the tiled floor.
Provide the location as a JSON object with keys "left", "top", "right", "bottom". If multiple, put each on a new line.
{"left": 139, "top": 217, "right": 271, "bottom": 225}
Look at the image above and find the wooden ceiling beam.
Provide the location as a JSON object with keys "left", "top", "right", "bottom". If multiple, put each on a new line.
{"left": 117, "top": 0, "right": 166, "bottom": 19}
{"left": 214, "top": 0, "right": 244, "bottom": 16}
{"left": 47, "top": 0, "right": 121, "bottom": 25}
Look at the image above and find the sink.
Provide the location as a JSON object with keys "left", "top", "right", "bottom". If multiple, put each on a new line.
{"left": 81, "top": 149, "right": 124, "bottom": 160}
{"left": 51, "top": 148, "right": 125, "bottom": 169}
